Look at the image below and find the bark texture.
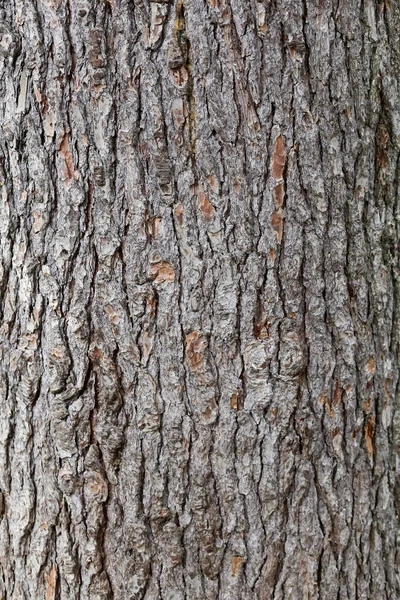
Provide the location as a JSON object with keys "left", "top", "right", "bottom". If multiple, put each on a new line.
{"left": 0, "top": 0, "right": 399, "bottom": 598}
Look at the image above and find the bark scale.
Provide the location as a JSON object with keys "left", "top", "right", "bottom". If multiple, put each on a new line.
{"left": 0, "top": 0, "right": 399, "bottom": 599}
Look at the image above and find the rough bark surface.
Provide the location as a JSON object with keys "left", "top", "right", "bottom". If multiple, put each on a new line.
{"left": 0, "top": 0, "right": 399, "bottom": 598}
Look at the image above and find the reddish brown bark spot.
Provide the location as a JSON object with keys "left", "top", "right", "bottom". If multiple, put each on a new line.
{"left": 59, "top": 134, "right": 79, "bottom": 183}
{"left": 272, "top": 135, "right": 286, "bottom": 180}
{"left": 208, "top": 0, "right": 226, "bottom": 8}
{"left": 197, "top": 187, "right": 214, "bottom": 220}
{"left": 202, "top": 406, "right": 212, "bottom": 420}
{"left": 105, "top": 304, "right": 120, "bottom": 325}
{"left": 367, "top": 357, "right": 375, "bottom": 373}
{"left": 271, "top": 210, "right": 283, "bottom": 243}
{"left": 170, "top": 65, "right": 188, "bottom": 87}
{"left": 202, "top": 399, "right": 217, "bottom": 421}
{"left": 51, "top": 346, "right": 63, "bottom": 360}
{"left": 254, "top": 309, "right": 269, "bottom": 340}
{"left": 318, "top": 393, "right": 335, "bottom": 419}
{"left": 146, "top": 294, "right": 158, "bottom": 318}
{"left": 273, "top": 182, "right": 284, "bottom": 207}
{"left": 89, "top": 347, "right": 103, "bottom": 362}
{"left": 186, "top": 331, "right": 207, "bottom": 372}
{"left": 231, "top": 556, "right": 243, "bottom": 577}
{"left": 45, "top": 566, "right": 57, "bottom": 600}
{"left": 151, "top": 261, "right": 175, "bottom": 284}
{"left": 363, "top": 398, "right": 371, "bottom": 413}
{"left": 146, "top": 215, "right": 162, "bottom": 239}
{"left": 365, "top": 416, "right": 375, "bottom": 457}
{"left": 377, "top": 128, "right": 389, "bottom": 169}
{"left": 206, "top": 173, "right": 219, "bottom": 193}
{"left": 269, "top": 248, "right": 275, "bottom": 262}
{"left": 230, "top": 391, "right": 243, "bottom": 411}
{"left": 333, "top": 381, "right": 342, "bottom": 406}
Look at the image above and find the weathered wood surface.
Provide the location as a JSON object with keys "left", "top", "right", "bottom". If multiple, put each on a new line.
{"left": 0, "top": 0, "right": 399, "bottom": 598}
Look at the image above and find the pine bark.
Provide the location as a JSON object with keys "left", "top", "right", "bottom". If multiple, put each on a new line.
{"left": 0, "top": 0, "right": 399, "bottom": 598}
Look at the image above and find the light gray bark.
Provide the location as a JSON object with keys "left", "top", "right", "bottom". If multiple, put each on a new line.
{"left": 0, "top": 0, "right": 399, "bottom": 598}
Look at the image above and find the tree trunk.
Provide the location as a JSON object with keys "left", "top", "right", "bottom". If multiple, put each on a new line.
{"left": 0, "top": 0, "right": 399, "bottom": 598}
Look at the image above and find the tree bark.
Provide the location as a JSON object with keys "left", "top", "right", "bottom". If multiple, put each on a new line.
{"left": 0, "top": 0, "right": 399, "bottom": 598}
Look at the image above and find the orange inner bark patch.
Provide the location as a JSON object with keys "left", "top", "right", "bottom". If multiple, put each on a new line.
{"left": 231, "top": 556, "right": 243, "bottom": 577}
{"left": 174, "top": 203, "right": 184, "bottom": 226}
{"left": 271, "top": 210, "right": 283, "bottom": 243}
{"left": 273, "top": 182, "right": 284, "bottom": 207}
{"left": 197, "top": 187, "right": 214, "bottom": 220}
{"left": 333, "top": 381, "right": 342, "bottom": 406}
{"left": 269, "top": 247, "right": 275, "bottom": 262}
{"left": 230, "top": 391, "right": 243, "bottom": 411}
{"left": 318, "top": 393, "right": 335, "bottom": 419}
{"left": 186, "top": 331, "right": 207, "bottom": 372}
{"left": 233, "top": 177, "right": 241, "bottom": 193}
{"left": 272, "top": 135, "right": 286, "bottom": 180}
{"left": 45, "top": 566, "right": 57, "bottom": 600}
{"left": 367, "top": 357, "right": 375, "bottom": 373}
{"left": 365, "top": 416, "right": 375, "bottom": 457}
{"left": 170, "top": 65, "right": 188, "bottom": 87}
{"left": 59, "top": 134, "right": 79, "bottom": 183}
{"left": 151, "top": 261, "right": 175, "bottom": 284}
